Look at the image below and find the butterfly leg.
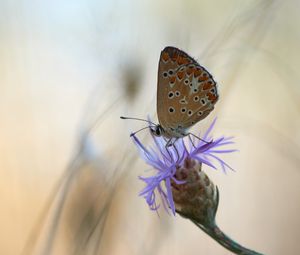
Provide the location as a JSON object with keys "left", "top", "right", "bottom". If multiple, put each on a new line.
{"left": 173, "top": 138, "right": 180, "bottom": 163}
{"left": 187, "top": 132, "right": 212, "bottom": 144}
{"left": 164, "top": 138, "right": 174, "bottom": 159}
{"left": 165, "top": 138, "right": 173, "bottom": 147}
{"left": 172, "top": 139, "right": 180, "bottom": 163}
{"left": 188, "top": 134, "right": 197, "bottom": 149}
{"left": 163, "top": 137, "right": 175, "bottom": 160}
{"left": 165, "top": 138, "right": 180, "bottom": 163}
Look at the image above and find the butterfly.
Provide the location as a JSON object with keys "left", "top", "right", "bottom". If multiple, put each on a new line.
{"left": 122, "top": 46, "right": 218, "bottom": 146}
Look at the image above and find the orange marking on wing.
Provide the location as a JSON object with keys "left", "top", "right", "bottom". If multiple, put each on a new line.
{"left": 187, "top": 67, "right": 195, "bottom": 75}
{"left": 169, "top": 76, "right": 176, "bottom": 83}
{"left": 212, "top": 96, "right": 218, "bottom": 103}
{"left": 207, "top": 93, "right": 217, "bottom": 102}
{"left": 193, "top": 69, "right": 202, "bottom": 77}
{"left": 162, "top": 52, "right": 169, "bottom": 62}
{"left": 177, "top": 56, "right": 184, "bottom": 65}
{"left": 177, "top": 71, "right": 184, "bottom": 80}
{"left": 182, "top": 58, "right": 189, "bottom": 65}
{"left": 203, "top": 81, "right": 214, "bottom": 90}
{"left": 171, "top": 53, "right": 178, "bottom": 62}
{"left": 198, "top": 76, "right": 209, "bottom": 82}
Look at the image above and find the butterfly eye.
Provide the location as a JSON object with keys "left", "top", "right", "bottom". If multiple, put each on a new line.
{"left": 168, "top": 92, "right": 174, "bottom": 99}
{"left": 193, "top": 88, "right": 198, "bottom": 93}
{"left": 175, "top": 91, "right": 180, "bottom": 97}
{"left": 163, "top": 72, "right": 168, "bottom": 78}
{"left": 155, "top": 127, "right": 161, "bottom": 136}
{"left": 200, "top": 99, "right": 206, "bottom": 105}
{"left": 151, "top": 126, "right": 162, "bottom": 137}
{"left": 181, "top": 107, "right": 186, "bottom": 113}
{"left": 184, "top": 79, "right": 189, "bottom": 85}
{"left": 187, "top": 110, "right": 193, "bottom": 116}
{"left": 168, "top": 107, "right": 175, "bottom": 113}
{"left": 198, "top": 111, "right": 203, "bottom": 116}
{"left": 210, "top": 88, "right": 216, "bottom": 94}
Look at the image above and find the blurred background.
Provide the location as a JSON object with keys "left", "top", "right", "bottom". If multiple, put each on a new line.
{"left": 0, "top": 0, "right": 300, "bottom": 254}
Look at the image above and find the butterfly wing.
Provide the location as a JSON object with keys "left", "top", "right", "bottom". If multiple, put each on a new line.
{"left": 157, "top": 46, "right": 218, "bottom": 136}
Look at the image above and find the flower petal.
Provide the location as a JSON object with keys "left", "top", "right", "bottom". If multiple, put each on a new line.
{"left": 131, "top": 117, "right": 236, "bottom": 214}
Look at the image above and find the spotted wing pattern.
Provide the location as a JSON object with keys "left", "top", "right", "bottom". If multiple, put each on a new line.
{"left": 157, "top": 46, "right": 218, "bottom": 137}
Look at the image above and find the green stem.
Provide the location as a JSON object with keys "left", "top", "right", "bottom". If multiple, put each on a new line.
{"left": 193, "top": 221, "right": 264, "bottom": 255}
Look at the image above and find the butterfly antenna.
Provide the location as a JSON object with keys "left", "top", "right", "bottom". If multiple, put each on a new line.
{"left": 120, "top": 116, "right": 157, "bottom": 126}
{"left": 130, "top": 126, "right": 152, "bottom": 137}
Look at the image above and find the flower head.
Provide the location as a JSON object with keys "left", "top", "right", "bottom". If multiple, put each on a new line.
{"left": 132, "top": 118, "right": 236, "bottom": 215}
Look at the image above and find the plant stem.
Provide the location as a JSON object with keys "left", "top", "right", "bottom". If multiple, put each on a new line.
{"left": 193, "top": 220, "right": 264, "bottom": 255}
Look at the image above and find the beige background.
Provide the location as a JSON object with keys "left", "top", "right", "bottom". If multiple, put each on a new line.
{"left": 0, "top": 0, "right": 299, "bottom": 254}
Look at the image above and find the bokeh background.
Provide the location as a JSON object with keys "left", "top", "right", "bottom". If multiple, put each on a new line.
{"left": 1, "top": 0, "right": 300, "bottom": 254}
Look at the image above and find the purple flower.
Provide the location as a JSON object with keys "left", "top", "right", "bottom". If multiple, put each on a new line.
{"left": 131, "top": 118, "right": 236, "bottom": 215}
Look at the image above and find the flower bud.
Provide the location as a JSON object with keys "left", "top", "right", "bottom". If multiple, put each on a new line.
{"left": 171, "top": 157, "right": 218, "bottom": 227}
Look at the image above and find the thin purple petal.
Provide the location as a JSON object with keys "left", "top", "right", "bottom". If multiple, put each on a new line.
{"left": 130, "top": 117, "right": 236, "bottom": 215}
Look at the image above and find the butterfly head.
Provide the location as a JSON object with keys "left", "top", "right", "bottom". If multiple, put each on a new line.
{"left": 150, "top": 125, "right": 164, "bottom": 137}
